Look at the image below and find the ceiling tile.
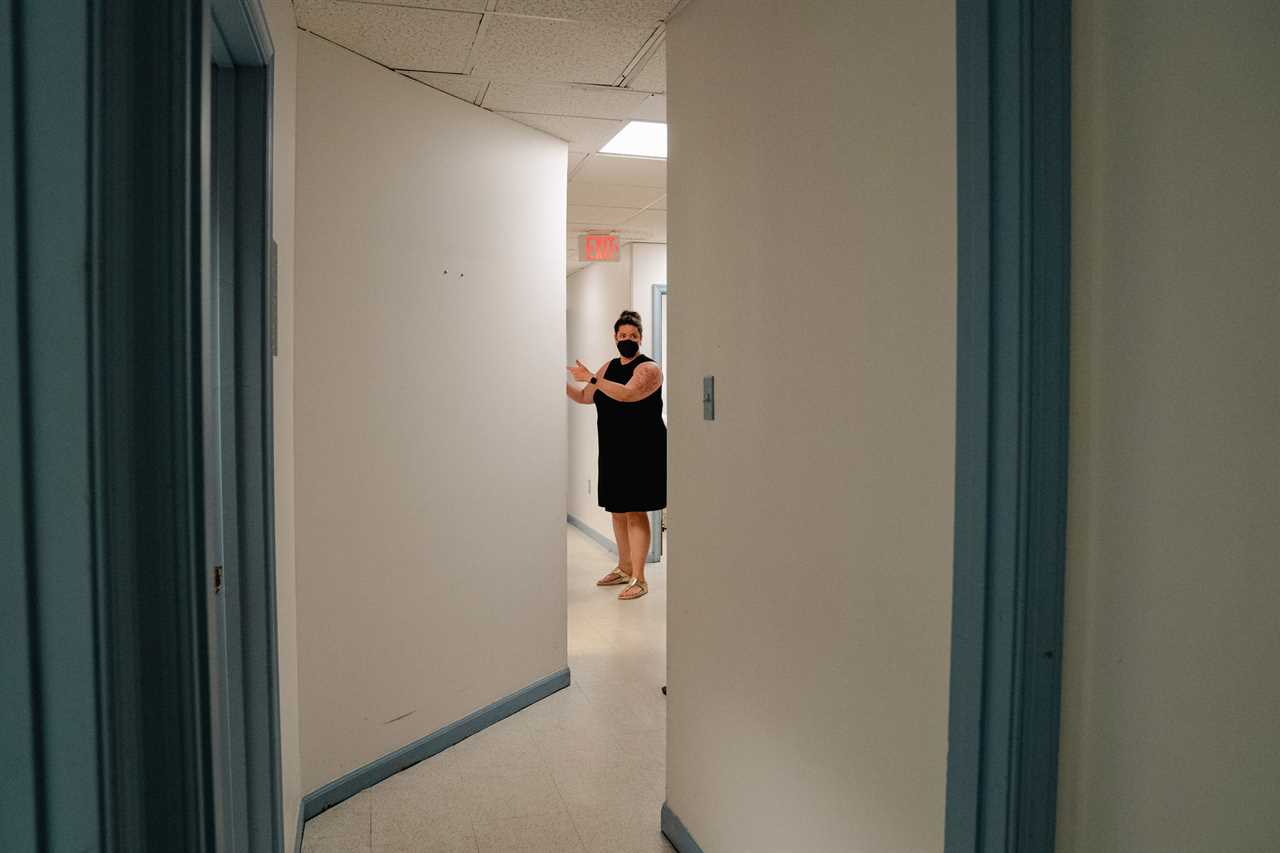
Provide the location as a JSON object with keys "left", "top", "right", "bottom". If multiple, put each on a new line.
{"left": 628, "top": 43, "right": 664, "bottom": 92}
{"left": 495, "top": 0, "right": 680, "bottom": 28}
{"left": 497, "top": 112, "right": 625, "bottom": 152}
{"left": 568, "top": 151, "right": 589, "bottom": 173}
{"left": 482, "top": 81, "right": 649, "bottom": 119}
{"left": 360, "top": 0, "right": 488, "bottom": 10}
{"left": 568, "top": 204, "right": 643, "bottom": 226}
{"left": 401, "top": 71, "right": 487, "bottom": 102}
{"left": 616, "top": 208, "right": 666, "bottom": 241}
{"left": 568, "top": 181, "right": 664, "bottom": 209}
{"left": 573, "top": 152, "right": 665, "bottom": 187}
{"left": 628, "top": 93, "right": 665, "bottom": 121}
{"left": 297, "top": 1, "right": 482, "bottom": 71}
{"left": 472, "top": 15, "right": 650, "bottom": 85}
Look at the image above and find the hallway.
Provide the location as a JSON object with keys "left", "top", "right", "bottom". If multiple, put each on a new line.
{"left": 300, "top": 526, "right": 672, "bottom": 853}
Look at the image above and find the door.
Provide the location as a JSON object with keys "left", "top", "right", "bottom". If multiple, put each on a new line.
{"left": 207, "top": 62, "right": 253, "bottom": 853}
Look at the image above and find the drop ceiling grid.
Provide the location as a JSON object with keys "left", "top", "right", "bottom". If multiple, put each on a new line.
{"left": 402, "top": 70, "right": 489, "bottom": 102}
{"left": 496, "top": 0, "right": 681, "bottom": 28}
{"left": 470, "top": 14, "right": 654, "bottom": 85}
{"left": 498, "top": 112, "right": 626, "bottom": 152}
{"left": 342, "top": 0, "right": 489, "bottom": 11}
{"left": 568, "top": 181, "right": 665, "bottom": 209}
{"left": 301, "top": 0, "right": 670, "bottom": 273}
{"left": 627, "top": 42, "right": 664, "bottom": 92}
{"left": 573, "top": 153, "right": 665, "bottom": 187}
{"left": 481, "top": 80, "right": 653, "bottom": 120}
{"left": 295, "top": 1, "right": 483, "bottom": 71}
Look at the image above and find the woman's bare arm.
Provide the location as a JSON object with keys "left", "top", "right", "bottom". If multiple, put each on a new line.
{"left": 593, "top": 362, "right": 662, "bottom": 403}
{"left": 565, "top": 361, "right": 610, "bottom": 403}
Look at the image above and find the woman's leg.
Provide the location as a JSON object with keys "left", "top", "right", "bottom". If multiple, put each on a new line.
{"left": 597, "top": 512, "right": 633, "bottom": 584}
{"left": 612, "top": 512, "right": 633, "bottom": 572}
{"left": 619, "top": 512, "right": 650, "bottom": 598}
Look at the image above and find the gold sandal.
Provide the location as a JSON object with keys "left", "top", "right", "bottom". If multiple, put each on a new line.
{"left": 596, "top": 568, "right": 632, "bottom": 586}
{"left": 618, "top": 578, "right": 648, "bottom": 600}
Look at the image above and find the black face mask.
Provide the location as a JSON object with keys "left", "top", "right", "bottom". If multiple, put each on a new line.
{"left": 617, "top": 339, "right": 640, "bottom": 358}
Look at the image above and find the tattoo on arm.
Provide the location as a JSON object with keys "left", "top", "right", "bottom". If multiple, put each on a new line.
{"left": 628, "top": 364, "right": 663, "bottom": 399}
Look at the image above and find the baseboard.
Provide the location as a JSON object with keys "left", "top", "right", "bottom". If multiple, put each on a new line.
{"left": 567, "top": 512, "right": 660, "bottom": 563}
{"left": 661, "top": 803, "right": 706, "bottom": 853}
{"left": 567, "top": 513, "right": 617, "bottom": 554}
{"left": 298, "top": 668, "right": 571, "bottom": 826}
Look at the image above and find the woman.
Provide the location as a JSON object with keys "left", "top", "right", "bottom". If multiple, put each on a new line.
{"left": 566, "top": 310, "right": 666, "bottom": 600}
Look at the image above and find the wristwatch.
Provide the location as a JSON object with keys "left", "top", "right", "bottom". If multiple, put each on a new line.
{"left": 589, "top": 376, "right": 598, "bottom": 385}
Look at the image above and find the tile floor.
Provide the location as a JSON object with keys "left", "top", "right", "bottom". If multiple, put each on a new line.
{"left": 301, "top": 525, "right": 673, "bottom": 853}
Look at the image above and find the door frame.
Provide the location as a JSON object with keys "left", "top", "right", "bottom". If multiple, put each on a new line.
{"left": 208, "top": 2, "right": 280, "bottom": 848}
{"left": 944, "top": 1, "right": 1071, "bottom": 852}
{"left": 648, "top": 282, "right": 669, "bottom": 563}
{"left": 3, "top": 0, "right": 279, "bottom": 850}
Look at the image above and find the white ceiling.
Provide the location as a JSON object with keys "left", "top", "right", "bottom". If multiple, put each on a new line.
{"left": 294, "top": 0, "right": 675, "bottom": 274}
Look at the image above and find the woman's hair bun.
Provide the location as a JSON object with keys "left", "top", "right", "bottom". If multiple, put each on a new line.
{"left": 614, "top": 310, "right": 643, "bottom": 334}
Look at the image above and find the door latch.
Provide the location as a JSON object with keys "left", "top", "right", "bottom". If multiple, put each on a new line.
{"left": 214, "top": 565, "right": 223, "bottom": 594}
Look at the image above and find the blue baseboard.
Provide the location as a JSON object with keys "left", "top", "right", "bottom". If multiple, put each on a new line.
{"left": 662, "top": 803, "right": 705, "bottom": 853}
{"left": 298, "top": 668, "right": 571, "bottom": 829}
{"left": 567, "top": 513, "right": 617, "bottom": 554}
{"left": 567, "top": 513, "right": 660, "bottom": 563}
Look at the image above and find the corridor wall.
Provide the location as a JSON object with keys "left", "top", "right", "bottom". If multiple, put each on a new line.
{"left": 664, "top": 1, "right": 956, "bottom": 851}
{"left": 294, "top": 33, "right": 568, "bottom": 792}
{"left": 630, "top": 242, "right": 668, "bottom": 344}
{"left": 1059, "top": 3, "right": 1280, "bottom": 851}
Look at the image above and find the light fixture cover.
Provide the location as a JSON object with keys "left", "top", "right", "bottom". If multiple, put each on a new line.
{"left": 600, "top": 121, "right": 667, "bottom": 159}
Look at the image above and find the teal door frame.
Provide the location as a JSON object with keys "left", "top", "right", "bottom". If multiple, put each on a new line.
{"left": 648, "top": 282, "right": 668, "bottom": 563}
{"left": 208, "top": 1, "right": 281, "bottom": 848}
{"left": 3, "top": 1, "right": 280, "bottom": 850}
{"left": 944, "top": 1, "right": 1071, "bottom": 852}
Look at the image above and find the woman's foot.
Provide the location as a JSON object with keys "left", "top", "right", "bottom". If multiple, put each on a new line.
{"left": 618, "top": 578, "right": 648, "bottom": 600}
{"left": 596, "top": 567, "right": 632, "bottom": 586}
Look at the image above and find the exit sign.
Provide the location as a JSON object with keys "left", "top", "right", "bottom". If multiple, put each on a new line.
{"left": 579, "top": 233, "right": 620, "bottom": 262}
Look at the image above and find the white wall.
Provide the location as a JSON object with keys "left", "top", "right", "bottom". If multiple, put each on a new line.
{"left": 566, "top": 242, "right": 668, "bottom": 542}
{"left": 630, "top": 242, "right": 667, "bottom": 357}
{"left": 294, "top": 33, "right": 568, "bottom": 792}
{"left": 1058, "top": 3, "right": 1280, "bottom": 851}
{"left": 263, "top": 0, "right": 301, "bottom": 848}
{"left": 665, "top": 2, "right": 956, "bottom": 851}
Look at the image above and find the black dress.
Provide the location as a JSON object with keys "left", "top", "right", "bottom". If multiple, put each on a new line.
{"left": 593, "top": 355, "right": 667, "bottom": 513}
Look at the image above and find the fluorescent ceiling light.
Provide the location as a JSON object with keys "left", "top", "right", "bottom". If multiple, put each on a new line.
{"left": 600, "top": 121, "right": 667, "bottom": 159}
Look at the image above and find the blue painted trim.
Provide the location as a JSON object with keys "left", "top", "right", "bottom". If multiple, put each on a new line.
{"left": 1, "top": 3, "right": 40, "bottom": 848}
{"left": 944, "top": 1, "right": 1071, "bottom": 852}
{"left": 300, "top": 668, "right": 571, "bottom": 823}
{"left": 648, "top": 282, "right": 668, "bottom": 564}
{"left": 568, "top": 513, "right": 660, "bottom": 564}
{"left": 568, "top": 513, "right": 618, "bottom": 555}
{"left": 211, "top": 60, "right": 283, "bottom": 853}
{"left": 90, "top": 1, "right": 218, "bottom": 848}
{"left": 661, "top": 803, "right": 706, "bottom": 853}
{"left": 211, "top": 0, "right": 273, "bottom": 66}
